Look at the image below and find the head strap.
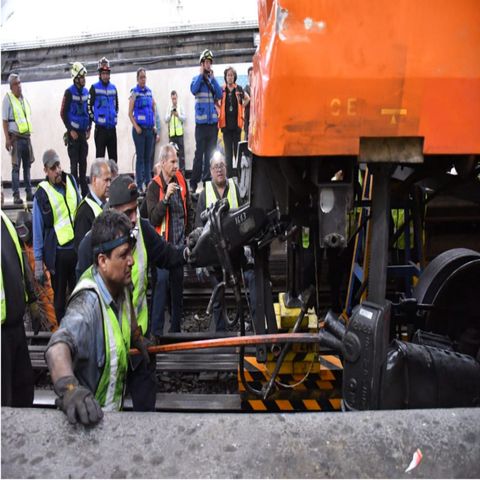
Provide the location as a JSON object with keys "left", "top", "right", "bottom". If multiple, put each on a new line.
{"left": 93, "top": 233, "right": 136, "bottom": 255}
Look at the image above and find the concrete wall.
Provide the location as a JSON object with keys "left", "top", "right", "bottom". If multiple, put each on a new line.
{"left": 1, "top": 62, "right": 250, "bottom": 182}
{"left": 2, "top": 406, "right": 480, "bottom": 478}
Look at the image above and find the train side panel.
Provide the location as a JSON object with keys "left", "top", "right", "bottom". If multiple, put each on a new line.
{"left": 250, "top": 0, "right": 480, "bottom": 156}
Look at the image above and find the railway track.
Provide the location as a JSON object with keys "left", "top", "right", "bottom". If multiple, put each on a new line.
{"left": 29, "top": 331, "right": 251, "bottom": 412}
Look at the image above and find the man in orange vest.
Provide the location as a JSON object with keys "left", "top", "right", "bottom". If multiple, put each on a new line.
{"left": 145, "top": 144, "right": 194, "bottom": 335}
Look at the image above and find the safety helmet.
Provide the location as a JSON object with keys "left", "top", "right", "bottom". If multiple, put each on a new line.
{"left": 98, "top": 56, "right": 111, "bottom": 72}
{"left": 199, "top": 49, "right": 213, "bottom": 64}
{"left": 71, "top": 62, "right": 87, "bottom": 79}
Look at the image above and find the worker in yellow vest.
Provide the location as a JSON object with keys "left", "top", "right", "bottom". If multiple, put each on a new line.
{"left": 2, "top": 73, "right": 34, "bottom": 204}
{"left": 45, "top": 210, "right": 150, "bottom": 425}
{"left": 1, "top": 210, "right": 42, "bottom": 406}
{"left": 32, "top": 149, "right": 80, "bottom": 323}
{"left": 165, "top": 90, "right": 186, "bottom": 173}
{"left": 76, "top": 174, "right": 190, "bottom": 411}
{"left": 195, "top": 150, "right": 241, "bottom": 331}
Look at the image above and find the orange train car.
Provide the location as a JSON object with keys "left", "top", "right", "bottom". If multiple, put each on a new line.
{"left": 249, "top": 0, "right": 480, "bottom": 157}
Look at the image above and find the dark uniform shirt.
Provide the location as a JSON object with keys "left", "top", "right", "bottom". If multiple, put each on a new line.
{"left": 225, "top": 87, "right": 239, "bottom": 130}
{"left": 1, "top": 219, "right": 27, "bottom": 327}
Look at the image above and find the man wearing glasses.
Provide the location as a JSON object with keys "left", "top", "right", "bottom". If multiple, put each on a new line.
{"left": 195, "top": 151, "right": 241, "bottom": 331}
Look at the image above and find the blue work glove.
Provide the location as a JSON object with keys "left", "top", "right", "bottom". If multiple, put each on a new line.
{"left": 54, "top": 376, "right": 103, "bottom": 426}
{"left": 34, "top": 260, "right": 46, "bottom": 286}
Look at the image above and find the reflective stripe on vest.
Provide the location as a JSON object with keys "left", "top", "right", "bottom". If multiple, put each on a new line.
{"left": 194, "top": 91, "right": 218, "bottom": 123}
{"left": 84, "top": 197, "right": 103, "bottom": 217}
{"left": 38, "top": 176, "right": 78, "bottom": 246}
{"left": 302, "top": 227, "right": 310, "bottom": 249}
{"left": 93, "top": 81, "right": 117, "bottom": 128}
{"left": 153, "top": 172, "right": 188, "bottom": 241}
{"left": 132, "top": 85, "right": 154, "bottom": 127}
{"left": 68, "top": 84, "right": 90, "bottom": 131}
{"left": 71, "top": 266, "right": 131, "bottom": 411}
{"left": 205, "top": 179, "right": 239, "bottom": 209}
{"left": 168, "top": 112, "right": 184, "bottom": 137}
{"left": 7, "top": 92, "right": 32, "bottom": 134}
{"left": 1, "top": 211, "right": 26, "bottom": 324}
{"left": 131, "top": 218, "right": 148, "bottom": 335}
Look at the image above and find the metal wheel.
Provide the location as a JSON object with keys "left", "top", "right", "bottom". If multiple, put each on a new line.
{"left": 413, "top": 248, "right": 480, "bottom": 357}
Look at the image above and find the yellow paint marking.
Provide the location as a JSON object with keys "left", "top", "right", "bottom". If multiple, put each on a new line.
{"left": 381, "top": 108, "right": 407, "bottom": 124}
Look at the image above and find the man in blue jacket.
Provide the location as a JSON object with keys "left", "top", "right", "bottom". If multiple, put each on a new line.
{"left": 189, "top": 49, "right": 222, "bottom": 194}
{"left": 88, "top": 57, "right": 118, "bottom": 163}
{"left": 60, "top": 62, "right": 91, "bottom": 197}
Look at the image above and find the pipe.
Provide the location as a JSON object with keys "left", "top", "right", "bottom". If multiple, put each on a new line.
{"left": 129, "top": 333, "right": 324, "bottom": 355}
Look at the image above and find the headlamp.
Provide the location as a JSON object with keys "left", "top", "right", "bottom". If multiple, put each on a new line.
{"left": 93, "top": 230, "right": 137, "bottom": 255}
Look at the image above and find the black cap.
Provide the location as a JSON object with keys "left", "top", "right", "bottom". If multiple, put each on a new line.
{"left": 107, "top": 174, "right": 139, "bottom": 207}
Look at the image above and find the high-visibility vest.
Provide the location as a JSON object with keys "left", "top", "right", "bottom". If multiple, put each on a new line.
{"left": 38, "top": 176, "right": 78, "bottom": 246}
{"left": 153, "top": 172, "right": 188, "bottom": 242}
{"left": 92, "top": 80, "right": 117, "bottom": 128}
{"left": 71, "top": 266, "right": 131, "bottom": 411}
{"left": 6, "top": 92, "right": 32, "bottom": 134}
{"left": 131, "top": 219, "right": 148, "bottom": 335}
{"left": 1, "top": 211, "right": 27, "bottom": 324}
{"left": 131, "top": 85, "right": 154, "bottom": 128}
{"left": 392, "top": 209, "right": 414, "bottom": 250}
{"left": 168, "top": 109, "right": 184, "bottom": 137}
{"left": 82, "top": 197, "right": 103, "bottom": 218}
{"left": 218, "top": 84, "right": 244, "bottom": 130}
{"left": 205, "top": 179, "right": 239, "bottom": 209}
{"left": 67, "top": 84, "right": 90, "bottom": 131}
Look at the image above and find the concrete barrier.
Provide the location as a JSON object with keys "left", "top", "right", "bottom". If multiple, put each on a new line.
{"left": 2, "top": 407, "right": 479, "bottom": 478}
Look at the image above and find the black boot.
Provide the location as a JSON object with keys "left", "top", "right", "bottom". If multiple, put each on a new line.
{"left": 13, "top": 193, "right": 23, "bottom": 205}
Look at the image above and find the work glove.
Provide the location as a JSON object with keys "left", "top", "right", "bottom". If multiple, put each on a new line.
{"left": 28, "top": 302, "right": 44, "bottom": 335}
{"left": 187, "top": 227, "right": 203, "bottom": 252}
{"left": 131, "top": 326, "right": 153, "bottom": 366}
{"left": 54, "top": 375, "right": 103, "bottom": 426}
{"left": 34, "top": 260, "right": 46, "bottom": 286}
{"left": 196, "top": 267, "right": 210, "bottom": 283}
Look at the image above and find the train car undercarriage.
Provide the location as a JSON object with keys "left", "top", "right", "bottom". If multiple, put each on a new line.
{"left": 188, "top": 138, "right": 480, "bottom": 411}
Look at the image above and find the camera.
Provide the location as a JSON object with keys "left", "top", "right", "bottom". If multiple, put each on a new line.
{"left": 172, "top": 108, "right": 176, "bottom": 112}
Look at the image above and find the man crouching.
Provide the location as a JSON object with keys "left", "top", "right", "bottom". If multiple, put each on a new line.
{"left": 45, "top": 209, "right": 138, "bottom": 425}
